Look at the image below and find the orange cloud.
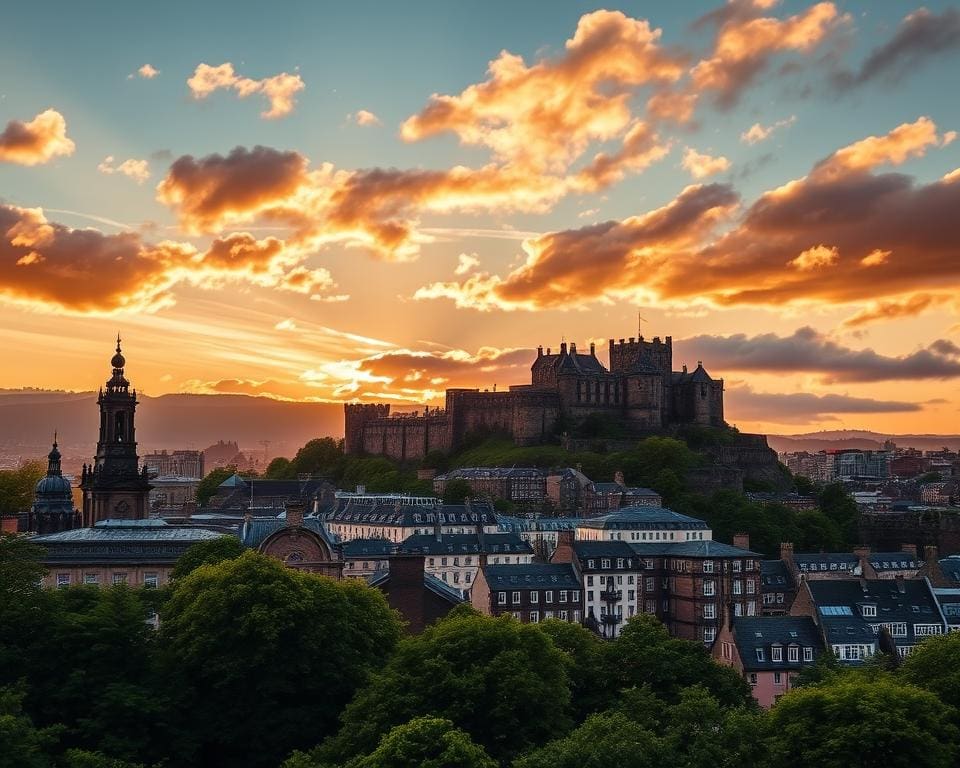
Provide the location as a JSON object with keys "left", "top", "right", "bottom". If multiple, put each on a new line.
{"left": 187, "top": 62, "right": 305, "bottom": 118}
{"left": 400, "top": 10, "right": 686, "bottom": 173}
{"left": 352, "top": 110, "right": 381, "bottom": 127}
{"left": 842, "top": 294, "right": 952, "bottom": 329}
{"left": 691, "top": 1, "right": 846, "bottom": 108}
{"left": 415, "top": 117, "right": 960, "bottom": 315}
{"left": 98, "top": 155, "right": 151, "bottom": 184}
{"left": 681, "top": 147, "right": 731, "bottom": 179}
{"left": 129, "top": 63, "right": 159, "bottom": 80}
{"left": 0, "top": 204, "right": 336, "bottom": 314}
{"left": 0, "top": 109, "right": 75, "bottom": 166}
{"left": 741, "top": 115, "right": 796, "bottom": 144}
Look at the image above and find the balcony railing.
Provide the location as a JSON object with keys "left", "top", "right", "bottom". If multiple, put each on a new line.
{"left": 601, "top": 613, "right": 621, "bottom": 624}
{"left": 601, "top": 589, "right": 622, "bottom": 602}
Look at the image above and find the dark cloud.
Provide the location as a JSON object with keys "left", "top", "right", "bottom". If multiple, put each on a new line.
{"left": 833, "top": 8, "right": 960, "bottom": 89}
{"left": 726, "top": 384, "right": 922, "bottom": 424}
{"left": 679, "top": 327, "right": 960, "bottom": 383}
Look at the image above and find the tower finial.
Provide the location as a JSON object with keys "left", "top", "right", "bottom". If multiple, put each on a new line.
{"left": 53, "top": 430, "right": 58, "bottom": 447}
{"left": 116, "top": 332, "right": 122, "bottom": 352}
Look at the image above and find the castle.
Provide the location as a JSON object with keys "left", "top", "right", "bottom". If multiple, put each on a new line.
{"left": 345, "top": 332, "right": 724, "bottom": 461}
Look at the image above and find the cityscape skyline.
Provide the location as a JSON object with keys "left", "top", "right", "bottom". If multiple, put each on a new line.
{"left": 3, "top": 1, "right": 960, "bottom": 435}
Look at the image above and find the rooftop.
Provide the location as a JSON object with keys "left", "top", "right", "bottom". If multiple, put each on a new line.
{"left": 483, "top": 563, "right": 579, "bottom": 590}
{"left": 731, "top": 616, "right": 823, "bottom": 671}
{"left": 577, "top": 506, "right": 709, "bottom": 531}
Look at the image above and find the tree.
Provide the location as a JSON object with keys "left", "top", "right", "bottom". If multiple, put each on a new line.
{"left": 441, "top": 479, "right": 475, "bottom": 504}
{"left": 0, "top": 461, "right": 45, "bottom": 517}
{"left": 902, "top": 631, "right": 960, "bottom": 711}
{"left": 316, "top": 610, "right": 573, "bottom": 765}
{"left": 157, "top": 551, "right": 401, "bottom": 768}
{"left": 195, "top": 466, "right": 236, "bottom": 506}
{"left": 343, "top": 717, "right": 496, "bottom": 768}
{"left": 169, "top": 536, "right": 244, "bottom": 581}
{"left": 602, "top": 615, "right": 753, "bottom": 708}
{"left": 0, "top": 686, "right": 59, "bottom": 768}
{"left": 765, "top": 675, "right": 959, "bottom": 768}
{"left": 264, "top": 457, "right": 295, "bottom": 479}
{"left": 0, "top": 534, "right": 48, "bottom": 689}
{"left": 290, "top": 438, "right": 342, "bottom": 477}
{"left": 536, "top": 619, "right": 608, "bottom": 721}
{"left": 59, "top": 750, "right": 149, "bottom": 768}
{"left": 817, "top": 483, "right": 859, "bottom": 549}
{"left": 514, "top": 711, "right": 663, "bottom": 768}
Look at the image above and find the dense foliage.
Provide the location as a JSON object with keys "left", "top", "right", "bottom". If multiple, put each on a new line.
{"left": 0, "top": 461, "right": 45, "bottom": 517}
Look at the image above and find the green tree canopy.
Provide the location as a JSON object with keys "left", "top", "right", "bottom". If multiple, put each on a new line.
{"left": 169, "top": 536, "right": 244, "bottom": 581}
{"left": 264, "top": 457, "right": 295, "bottom": 479}
{"left": 195, "top": 466, "right": 237, "bottom": 506}
{"left": 765, "top": 675, "right": 959, "bottom": 768}
{"left": 317, "top": 610, "right": 573, "bottom": 765}
{"left": 0, "top": 686, "right": 59, "bottom": 768}
{"left": 0, "top": 461, "right": 45, "bottom": 517}
{"left": 901, "top": 631, "right": 960, "bottom": 711}
{"left": 157, "top": 551, "right": 401, "bottom": 768}
{"left": 441, "top": 478, "right": 475, "bottom": 504}
{"left": 344, "top": 717, "right": 496, "bottom": 768}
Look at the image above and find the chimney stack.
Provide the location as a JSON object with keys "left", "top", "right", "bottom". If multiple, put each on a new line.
{"left": 286, "top": 502, "right": 304, "bottom": 528}
{"left": 614, "top": 470, "right": 625, "bottom": 487}
{"left": 901, "top": 543, "right": 918, "bottom": 559}
{"left": 733, "top": 533, "right": 751, "bottom": 551}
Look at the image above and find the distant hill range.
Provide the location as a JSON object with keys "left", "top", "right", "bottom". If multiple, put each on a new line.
{"left": 768, "top": 430, "right": 960, "bottom": 454}
{"left": 0, "top": 389, "right": 343, "bottom": 454}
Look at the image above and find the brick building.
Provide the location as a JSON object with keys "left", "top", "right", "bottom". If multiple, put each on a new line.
{"left": 471, "top": 563, "right": 583, "bottom": 624}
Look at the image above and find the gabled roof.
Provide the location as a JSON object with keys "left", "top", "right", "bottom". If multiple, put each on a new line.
{"left": 573, "top": 540, "right": 637, "bottom": 559}
{"left": 342, "top": 538, "right": 395, "bottom": 558}
{"left": 556, "top": 351, "right": 607, "bottom": 375}
{"left": 631, "top": 540, "right": 757, "bottom": 557}
{"left": 868, "top": 553, "right": 921, "bottom": 571}
{"left": 366, "top": 569, "right": 465, "bottom": 605}
{"left": 327, "top": 501, "right": 497, "bottom": 528}
{"left": 497, "top": 516, "right": 579, "bottom": 532}
{"left": 483, "top": 563, "right": 579, "bottom": 590}
{"left": 731, "top": 616, "right": 822, "bottom": 671}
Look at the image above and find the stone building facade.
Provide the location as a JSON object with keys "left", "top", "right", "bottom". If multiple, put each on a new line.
{"left": 345, "top": 330, "right": 724, "bottom": 461}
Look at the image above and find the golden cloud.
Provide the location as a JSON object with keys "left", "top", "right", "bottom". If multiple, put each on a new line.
{"left": 98, "top": 155, "right": 151, "bottom": 184}
{"left": 0, "top": 109, "right": 75, "bottom": 166}
{"left": 681, "top": 147, "right": 731, "bottom": 179}
{"left": 187, "top": 62, "right": 305, "bottom": 119}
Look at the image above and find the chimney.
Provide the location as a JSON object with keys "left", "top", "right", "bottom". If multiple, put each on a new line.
{"left": 560, "top": 341, "right": 568, "bottom": 355}
{"left": 387, "top": 555, "right": 428, "bottom": 633}
{"left": 854, "top": 545, "right": 872, "bottom": 577}
{"left": 552, "top": 528, "right": 575, "bottom": 564}
{"left": 570, "top": 342, "right": 577, "bottom": 354}
{"left": 901, "top": 543, "right": 918, "bottom": 559}
{"left": 286, "top": 502, "right": 304, "bottom": 528}
{"left": 589, "top": 342, "right": 596, "bottom": 356}
{"left": 895, "top": 574, "right": 906, "bottom": 594}
{"left": 780, "top": 542, "right": 795, "bottom": 571}
{"left": 614, "top": 470, "right": 625, "bottom": 487}
{"left": 733, "top": 533, "right": 750, "bottom": 551}
{"left": 537, "top": 345, "right": 543, "bottom": 358}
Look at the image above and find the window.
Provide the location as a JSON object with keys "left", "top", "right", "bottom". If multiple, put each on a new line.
{"left": 703, "top": 627, "right": 716, "bottom": 643}
{"left": 498, "top": 592, "right": 507, "bottom": 605}
{"left": 558, "top": 610, "right": 568, "bottom": 621}
{"left": 746, "top": 580, "right": 755, "bottom": 594}
{"left": 861, "top": 604, "right": 877, "bottom": 618}
{"left": 703, "top": 560, "right": 714, "bottom": 573}
{"left": 453, "top": 572, "right": 460, "bottom": 584}
{"left": 545, "top": 610, "right": 554, "bottom": 619}
{"left": 602, "top": 558, "right": 610, "bottom": 568}
{"left": 703, "top": 581, "right": 715, "bottom": 596}
{"left": 628, "top": 590, "right": 635, "bottom": 601}
{"left": 749, "top": 673, "right": 758, "bottom": 686}
{"left": 734, "top": 603, "right": 743, "bottom": 617}
{"left": 466, "top": 572, "right": 472, "bottom": 584}
{"left": 771, "top": 646, "right": 783, "bottom": 662}
{"left": 733, "top": 580, "right": 742, "bottom": 595}
{"left": 788, "top": 646, "right": 799, "bottom": 662}
{"left": 586, "top": 575, "right": 594, "bottom": 587}
{"left": 803, "top": 647, "right": 814, "bottom": 662}
{"left": 733, "top": 560, "right": 742, "bottom": 573}
{"left": 646, "top": 577, "right": 655, "bottom": 592}
{"left": 776, "top": 593, "right": 785, "bottom": 604}
{"left": 529, "top": 611, "right": 539, "bottom": 623}
{"left": 56, "top": 573, "right": 71, "bottom": 588}
{"left": 84, "top": 574, "right": 99, "bottom": 585}
{"left": 530, "top": 591, "right": 539, "bottom": 604}
{"left": 512, "top": 591, "right": 521, "bottom": 605}
{"left": 143, "top": 573, "right": 159, "bottom": 588}
{"left": 915, "top": 624, "right": 943, "bottom": 637}
{"left": 747, "top": 601, "right": 756, "bottom": 616}
{"left": 441, "top": 557, "right": 448, "bottom": 566}
{"left": 617, "top": 558, "right": 624, "bottom": 569}
{"left": 588, "top": 560, "right": 595, "bottom": 569}
{"left": 774, "top": 672, "right": 782, "bottom": 685}
{"left": 572, "top": 591, "right": 580, "bottom": 602}
{"left": 703, "top": 603, "right": 716, "bottom": 619}
{"left": 545, "top": 591, "right": 554, "bottom": 603}
{"left": 756, "top": 648, "right": 766, "bottom": 662}
{"left": 112, "top": 573, "right": 128, "bottom": 585}
{"left": 559, "top": 590, "right": 568, "bottom": 603}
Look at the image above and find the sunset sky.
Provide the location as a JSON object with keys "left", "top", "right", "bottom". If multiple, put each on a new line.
{"left": 3, "top": 0, "right": 960, "bottom": 435}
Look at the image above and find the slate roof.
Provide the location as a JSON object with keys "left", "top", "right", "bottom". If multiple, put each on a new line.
{"left": 366, "top": 569, "right": 465, "bottom": 605}
{"left": 806, "top": 579, "right": 946, "bottom": 649}
{"left": 939, "top": 557, "right": 960, "bottom": 584}
{"left": 399, "top": 532, "right": 532, "bottom": 556}
{"left": 327, "top": 501, "right": 497, "bottom": 528}
{"left": 36, "top": 520, "right": 228, "bottom": 565}
{"left": 592, "top": 483, "right": 660, "bottom": 497}
{"left": 483, "top": 563, "right": 580, "bottom": 590}
{"left": 342, "top": 538, "right": 395, "bottom": 558}
{"left": 731, "top": 616, "right": 823, "bottom": 672}
{"left": 578, "top": 506, "right": 709, "bottom": 531}
{"left": 437, "top": 467, "right": 545, "bottom": 480}
{"left": 793, "top": 553, "right": 859, "bottom": 573}
{"left": 630, "top": 540, "right": 757, "bottom": 558}
{"left": 868, "top": 553, "right": 921, "bottom": 572}
{"left": 761, "top": 559, "right": 794, "bottom": 591}
{"left": 573, "top": 540, "right": 637, "bottom": 558}
{"left": 557, "top": 351, "right": 607, "bottom": 375}
{"left": 497, "top": 516, "right": 578, "bottom": 532}
{"left": 240, "top": 515, "right": 337, "bottom": 550}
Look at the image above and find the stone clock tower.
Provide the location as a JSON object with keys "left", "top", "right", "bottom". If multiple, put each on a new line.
{"left": 80, "top": 336, "right": 152, "bottom": 526}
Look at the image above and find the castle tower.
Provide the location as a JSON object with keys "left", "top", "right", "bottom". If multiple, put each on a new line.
{"left": 80, "top": 336, "right": 151, "bottom": 526}
{"left": 29, "top": 435, "right": 79, "bottom": 534}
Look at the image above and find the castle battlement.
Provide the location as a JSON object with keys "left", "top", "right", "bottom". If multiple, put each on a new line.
{"left": 344, "top": 327, "right": 724, "bottom": 460}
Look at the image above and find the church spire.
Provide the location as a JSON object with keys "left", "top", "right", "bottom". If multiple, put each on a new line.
{"left": 47, "top": 433, "right": 62, "bottom": 476}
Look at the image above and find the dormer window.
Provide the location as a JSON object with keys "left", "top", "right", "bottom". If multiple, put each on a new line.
{"left": 771, "top": 645, "right": 783, "bottom": 662}
{"left": 861, "top": 604, "right": 877, "bottom": 618}
{"left": 756, "top": 648, "right": 765, "bottom": 662}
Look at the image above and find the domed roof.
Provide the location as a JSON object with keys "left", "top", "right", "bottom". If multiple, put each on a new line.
{"left": 35, "top": 473, "right": 72, "bottom": 497}
{"left": 111, "top": 335, "right": 125, "bottom": 369}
